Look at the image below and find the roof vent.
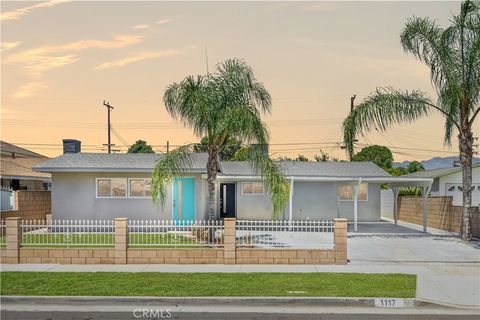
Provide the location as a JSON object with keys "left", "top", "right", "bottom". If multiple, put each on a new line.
{"left": 63, "top": 139, "right": 81, "bottom": 154}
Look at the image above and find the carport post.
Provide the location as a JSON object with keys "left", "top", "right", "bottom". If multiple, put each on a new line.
{"left": 421, "top": 185, "right": 431, "bottom": 233}
{"left": 392, "top": 187, "right": 400, "bottom": 225}
{"left": 289, "top": 177, "right": 294, "bottom": 224}
{"left": 353, "top": 180, "right": 361, "bottom": 232}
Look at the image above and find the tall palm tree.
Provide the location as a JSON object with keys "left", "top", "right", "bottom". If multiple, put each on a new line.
{"left": 343, "top": 0, "right": 480, "bottom": 240}
{"left": 152, "top": 59, "right": 290, "bottom": 220}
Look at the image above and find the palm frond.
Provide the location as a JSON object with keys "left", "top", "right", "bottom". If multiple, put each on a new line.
{"left": 249, "top": 146, "right": 290, "bottom": 218}
{"left": 343, "top": 88, "right": 433, "bottom": 158}
{"left": 151, "top": 145, "right": 194, "bottom": 206}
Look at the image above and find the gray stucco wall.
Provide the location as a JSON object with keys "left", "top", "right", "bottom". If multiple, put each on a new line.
{"left": 51, "top": 172, "right": 207, "bottom": 220}
{"left": 290, "top": 182, "right": 380, "bottom": 221}
{"left": 52, "top": 172, "right": 381, "bottom": 222}
{"left": 337, "top": 183, "right": 381, "bottom": 221}
{"left": 215, "top": 180, "right": 381, "bottom": 221}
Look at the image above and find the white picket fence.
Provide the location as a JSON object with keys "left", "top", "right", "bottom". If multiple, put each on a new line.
{"left": 20, "top": 220, "right": 115, "bottom": 247}
{"left": 236, "top": 219, "right": 335, "bottom": 249}
{"left": 0, "top": 219, "right": 5, "bottom": 246}
{"left": 128, "top": 220, "right": 224, "bottom": 247}
{"left": 14, "top": 219, "right": 334, "bottom": 249}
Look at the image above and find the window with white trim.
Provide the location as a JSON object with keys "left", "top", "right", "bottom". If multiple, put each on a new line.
{"left": 337, "top": 183, "right": 368, "bottom": 201}
{"left": 97, "top": 178, "right": 127, "bottom": 198}
{"left": 129, "top": 178, "right": 152, "bottom": 198}
{"left": 242, "top": 182, "right": 264, "bottom": 195}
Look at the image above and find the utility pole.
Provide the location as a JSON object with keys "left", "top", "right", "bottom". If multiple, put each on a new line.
{"left": 205, "top": 46, "right": 209, "bottom": 74}
{"left": 166, "top": 140, "right": 170, "bottom": 154}
{"left": 102, "top": 100, "right": 114, "bottom": 153}
{"left": 342, "top": 94, "right": 357, "bottom": 161}
{"left": 350, "top": 94, "right": 356, "bottom": 112}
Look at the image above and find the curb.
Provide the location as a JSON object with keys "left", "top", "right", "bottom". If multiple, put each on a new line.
{"left": 0, "top": 295, "right": 461, "bottom": 309}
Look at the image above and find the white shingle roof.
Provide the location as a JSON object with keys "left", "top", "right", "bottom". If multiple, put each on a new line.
{"left": 219, "top": 161, "right": 390, "bottom": 178}
{"left": 33, "top": 153, "right": 209, "bottom": 173}
{"left": 34, "top": 152, "right": 391, "bottom": 178}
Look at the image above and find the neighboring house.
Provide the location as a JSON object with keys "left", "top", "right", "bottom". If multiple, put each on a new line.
{"left": 0, "top": 141, "right": 51, "bottom": 191}
{"left": 404, "top": 164, "right": 480, "bottom": 207}
{"left": 34, "top": 140, "right": 431, "bottom": 224}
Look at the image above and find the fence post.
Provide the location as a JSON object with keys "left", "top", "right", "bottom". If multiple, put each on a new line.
{"left": 115, "top": 218, "right": 128, "bottom": 264}
{"left": 5, "top": 217, "right": 22, "bottom": 264}
{"left": 334, "top": 218, "right": 347, "bottom": 265}
{"left": 223, "top": 218, "right": 236, "bottom": 264}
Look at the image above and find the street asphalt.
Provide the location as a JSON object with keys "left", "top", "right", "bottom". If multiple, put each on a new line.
{"left": 2, "top": 311, "right": 479, "bottom": 320}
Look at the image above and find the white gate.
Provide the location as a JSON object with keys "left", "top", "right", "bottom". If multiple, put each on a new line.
{"left": 0, "top": 187, "right": 14, "bottom": 211}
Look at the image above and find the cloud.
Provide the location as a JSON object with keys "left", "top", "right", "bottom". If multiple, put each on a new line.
{"left": 94, "top": 50, "right": 183, "bottom": 70}
{"left": 290, "top": 37, "right": 323, "bottom": 47}
{"left": 156, "top": 16, "right": 181, "bottom": 24}
{"left": 4, "top": 34, "right": 144, "bottom": 73}
{"left": 132, "top": 24, "right": 149, "bottom": 30}
{"left": 1, "top": 0, "right": 70, "bottom": 21}
{"left": 11, "top": 82, "right": 47, "bottom": 98}
{"left": 1, "top": 41, "right": 21, "bottom": 52}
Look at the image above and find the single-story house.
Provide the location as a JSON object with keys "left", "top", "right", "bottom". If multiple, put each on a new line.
{"left": 404, "top": 164, "right": 480, "bottom": 207}
{"left": 34, "top": 140, "right": 432, "bottom": 228}
{"left": 0, "top": 141, "right": 51, "bottom": 191}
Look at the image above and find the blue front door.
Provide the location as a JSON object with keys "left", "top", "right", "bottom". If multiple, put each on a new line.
{"left": 173, "top": 177, "right": 195, "bottom": 221}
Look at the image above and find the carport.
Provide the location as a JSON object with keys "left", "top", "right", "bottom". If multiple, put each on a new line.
{"left": 284, "top": 176, "right": 433, "bottom": 232}
{"left": 343, "top": 177, "right": 433, "bottom": 232}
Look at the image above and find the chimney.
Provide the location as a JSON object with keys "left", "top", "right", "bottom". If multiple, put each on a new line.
{"left": 63, "top": 139, "right": 81, "bottom": 154}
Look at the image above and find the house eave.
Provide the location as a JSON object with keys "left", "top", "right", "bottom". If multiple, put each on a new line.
{"left": 33, "top": 167, "right": 207, "bottom": 174}
{"left": 214, "top": 174, "right": 433, "bottom": 185}
{"left": 0, "top": 174, "right": 51, "bottom": 181}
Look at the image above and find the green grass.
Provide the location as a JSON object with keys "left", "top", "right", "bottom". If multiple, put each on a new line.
{"left": 0, "top": 272, "right": 416, "bottom": 298}
{"left": 7, "top": 233, "right": 203, "bottom": 248}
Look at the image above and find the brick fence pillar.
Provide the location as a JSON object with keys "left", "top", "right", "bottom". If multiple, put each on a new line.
{"left": 334, "top": 218, "right": 347, "bottom": 265}
{"left": 115, "top": 218, "right": 128, "bottom": 264}
{"left": 223, "top": 218, "right": 236, "bottom": 264}
{"left": 5, "top": 217, "right": 22, "bottom": 264}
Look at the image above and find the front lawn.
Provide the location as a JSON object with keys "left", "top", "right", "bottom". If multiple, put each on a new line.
{"left": 0, "top": 272, "right": 416, "bottom": 297}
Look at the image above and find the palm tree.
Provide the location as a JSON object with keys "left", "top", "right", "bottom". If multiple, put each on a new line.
{"left": 343, "top": 0, "right": 480, "bottom": 240}
{"left": 152, "top": 59, "right": 290, "bottom": 220}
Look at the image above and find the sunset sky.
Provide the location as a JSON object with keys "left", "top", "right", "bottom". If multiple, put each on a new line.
{"left": 1, "top": 1, "right": 478, "bottom": 161}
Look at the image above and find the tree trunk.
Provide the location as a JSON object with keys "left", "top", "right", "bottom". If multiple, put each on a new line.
{"left": 207, "top": 151, "right": 218, "bottom": 221}
{"left": 459, "top": 130, "right": 474, "bottom": 241}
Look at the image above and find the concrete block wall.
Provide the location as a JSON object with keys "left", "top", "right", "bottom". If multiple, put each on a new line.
{"left": 398, "top": 196, "right": 480, "bottom": 237}
{"left": 0, "top": 217, "right": 348, "bottom": 265}
{"left": 1, "top": 191, "right": 51, "bottom": 221}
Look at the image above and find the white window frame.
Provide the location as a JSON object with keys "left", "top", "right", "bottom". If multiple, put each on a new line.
{"left": 337, "top": 183, "right": 368, "bottom": 202}
{"left": 95, "top": 178, "right": 128, "bottom": 199}
{"left": 128, "top": 178, "right": 152, "bottom": 198}
{"left": 241, "top": 181, "right": 265, "bottom": 195}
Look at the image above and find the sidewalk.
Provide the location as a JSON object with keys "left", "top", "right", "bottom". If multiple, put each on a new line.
{"left": 2, "top": 262, "right": 479, "bottom": 308}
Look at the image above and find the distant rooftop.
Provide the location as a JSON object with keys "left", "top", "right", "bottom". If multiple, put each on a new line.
{"left": 403, "top": 164, "right": 480, "bottom": 179}
{"left": 1, "top": 141, "right": 47, "bottom": 158}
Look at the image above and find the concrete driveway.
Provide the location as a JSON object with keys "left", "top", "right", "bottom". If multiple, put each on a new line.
{"left": 348, "top": 235, "right": 480, "bottom": 307}
{"left": 348, "top": 236, "right": 480, "bottom": 263}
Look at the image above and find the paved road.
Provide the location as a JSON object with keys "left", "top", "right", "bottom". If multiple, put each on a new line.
{"left": 2, "top": 311, "right": 479, "bottom": 320}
